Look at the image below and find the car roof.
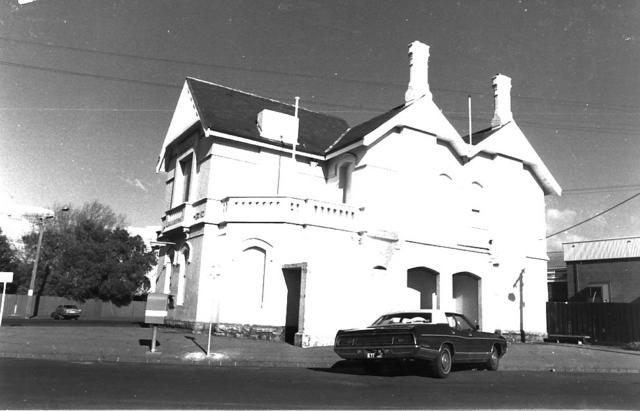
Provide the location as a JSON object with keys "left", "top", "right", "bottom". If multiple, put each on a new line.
{"left": 377, "top": 309, "right": 454, "bottom": 323}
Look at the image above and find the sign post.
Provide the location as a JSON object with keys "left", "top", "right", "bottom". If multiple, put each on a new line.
{"left": 144, "top": 293, "right": 169, "bottom": 353}
{"left": 0, "top": 272, "right": 14, "bottom": 328}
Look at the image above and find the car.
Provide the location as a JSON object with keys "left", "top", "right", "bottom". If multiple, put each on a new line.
{"left": 51, "top": 304, "right": 82, "bottom": 320}
{"left": 333, "top": 309, "right": 507, "bottom": 378}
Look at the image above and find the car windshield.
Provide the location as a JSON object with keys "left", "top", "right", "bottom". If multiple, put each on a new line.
{"left": 63, "top": 305, "right": 78, "bottom": 309}
{"left": 371, "top": 313, "right": 432, "bottom": 326}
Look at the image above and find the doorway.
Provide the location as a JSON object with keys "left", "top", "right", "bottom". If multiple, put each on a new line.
{"left": 407, "top": 267, "right": 439, "bottom": 309}
{"left": 282, "top": 267, "right": 302, "bottom": 344}
{"left": 452, "top": 272, "right": 481, "bottom": 325}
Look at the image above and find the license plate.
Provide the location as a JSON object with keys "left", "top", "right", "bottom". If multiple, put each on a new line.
{"left": 366, "top": 350, "right": 383, "bottom": 359}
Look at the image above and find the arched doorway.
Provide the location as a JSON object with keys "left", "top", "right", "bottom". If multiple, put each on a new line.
{"left": 452, "top": 272, "right": 481, "bottom": 325}
{"left": 407, "top": 267, "right": 439, "bottom": 309}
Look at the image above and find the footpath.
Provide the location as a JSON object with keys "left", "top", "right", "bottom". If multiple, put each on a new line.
{"left": 1, "top": 323, "right": 639, "bottom": 373}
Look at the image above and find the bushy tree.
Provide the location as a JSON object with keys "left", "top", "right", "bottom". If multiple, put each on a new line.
{"left": 21, "top": 201, "right": 156, "bottom": 306}
{"left": 0, "top": 227, "right": 18, "bottom": 291}
{"left": 0, "top": 228, "right": 15, "bottom": 271}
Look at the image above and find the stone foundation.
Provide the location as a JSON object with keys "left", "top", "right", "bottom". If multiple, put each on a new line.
{"left": 164, "top": 319, "right": 286, "bottom": 342}
{"left": 500, "top": 330, "right": 546, "bottom": 343}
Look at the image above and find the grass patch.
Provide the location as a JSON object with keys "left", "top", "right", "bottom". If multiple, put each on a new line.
{"left": 623, "top": 341, "right": 640, "bottom": 351}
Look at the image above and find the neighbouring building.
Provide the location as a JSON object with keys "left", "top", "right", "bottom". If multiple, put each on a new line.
{"left": 547, "top": 251, "right": 568, "bottom": 302}
{"left": 563, "top": 237, "right": 640, "bottom": 303}
{"left": 153, "top": 41, "right": 562, "bottom": 346}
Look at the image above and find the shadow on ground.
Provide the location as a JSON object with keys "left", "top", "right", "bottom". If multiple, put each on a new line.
{"left": 309, "top": 360, "right": 485, "bottom": 379}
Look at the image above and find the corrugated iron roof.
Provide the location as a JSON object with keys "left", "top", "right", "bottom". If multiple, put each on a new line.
{"left": 563, "top": 236, "right": 640, "bottom": 261}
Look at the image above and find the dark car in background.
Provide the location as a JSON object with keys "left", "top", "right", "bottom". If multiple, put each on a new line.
{"left": 334, "top": 310, "right": 507, "bottom": 378}
{"left": 51, "top": 305, "right": 82, "bottom": 320}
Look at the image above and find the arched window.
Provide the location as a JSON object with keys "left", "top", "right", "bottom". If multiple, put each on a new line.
{"left": 163, "top": 250, "right": 174, "bottom": 295}
{"left": 176, "top": 246, "right": 190, "bottom": 306}
{"left": 241, "top": 246, "right": 268, "bottom": 308}
{"left": 338, "top": 161, "right": 355, "bottom": 204}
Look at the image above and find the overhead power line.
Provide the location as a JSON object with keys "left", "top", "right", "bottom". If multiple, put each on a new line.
{"left": 0, "top": 60, "right": 182, "bottom": 90}
{"left": 546, "top": 191, "right": 640, "bottom": 239}
{"left": 562, "top": 183, "right": 640, "bottom": 195}
{"left": 3, "top": 35, "right": 640, "bottom": 112}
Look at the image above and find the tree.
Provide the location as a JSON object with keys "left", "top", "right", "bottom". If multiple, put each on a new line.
{"left": 0, "top": 228, "right": 15, "bottom": 271}
{"left": 20, "top": 201, "right": 156, "bottom": 306}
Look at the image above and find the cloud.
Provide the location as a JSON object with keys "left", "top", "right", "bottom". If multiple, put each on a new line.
{"left": 0, "top": 193, "right": 44, "bottom": 244}
{"left": 546, "top": 208, "right": 577, "bottom": 232}
{"left": 126, "top": 225, "right": 161, "bottom": 248}
{"left": 546, "top": 207, "right": 583, "bottom": 251}
{"left": 121, "top": 177, "right": 148, "bottom": 192}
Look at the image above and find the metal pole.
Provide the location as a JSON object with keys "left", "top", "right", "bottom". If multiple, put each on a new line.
{"left": 0, "top": 282, "right": 6, "bottom": 327}
{"left": 207, "top": 321, "right": 212, "bottom": 356}
{"left": 519, "top": 271, "right": 525, "bottom": 343}
{"left": 151, "top": 325, "right": 158, "bottom": 353}
{"left": 25, "top": 219, "right": 45, "bottom": 319}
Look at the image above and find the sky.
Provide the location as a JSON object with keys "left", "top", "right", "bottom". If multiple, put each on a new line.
{"left": 0, "top": 0, "right": 639, "bottom": 250}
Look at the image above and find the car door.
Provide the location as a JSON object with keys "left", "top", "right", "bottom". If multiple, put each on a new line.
{"left": 445, "top": 313, "right": 474, "bottom": 361}
{"left": 456, "top": 314, "right": 491, "bottom": 361}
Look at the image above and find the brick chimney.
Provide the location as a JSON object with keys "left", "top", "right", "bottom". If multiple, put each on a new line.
{"left": 491, "top": 74, "right": 513, "bottom": 128}
{"left": 404, "top": 41, "right": 432, "bottom": 104}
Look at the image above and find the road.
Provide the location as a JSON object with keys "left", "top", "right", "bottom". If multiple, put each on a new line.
{"left": 1, "top": 358, "right": 638, "bottom": 409}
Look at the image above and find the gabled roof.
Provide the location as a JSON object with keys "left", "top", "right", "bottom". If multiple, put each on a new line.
{"left": 187, "top": 78, "right": 348, "bottom": 154}
{"left": 461, "top": 124, "right": 507, "bottom": 146}
{"left": 467, "top": 121, "right": 562, "bottom": 196}
{"left": 157, "top": 78, "right": 350, "bottom": 171}
{"left": 326, "top": 104, "right": 407, "bottom": 153}
{"left": 157, "top": 78, "right": 561, "bottom": 198}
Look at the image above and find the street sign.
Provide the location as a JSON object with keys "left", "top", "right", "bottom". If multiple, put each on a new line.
{"left": 0, "top": 272, "right": 14, "bottom": 327}
{"left": 145, "top": 293, "right": 168, "bottom": 325}
{"left": 144, "top": 293, "right": 169, "bottom": 353}
{"left": 0, "top": 272, "right": 14, "bottom": 283}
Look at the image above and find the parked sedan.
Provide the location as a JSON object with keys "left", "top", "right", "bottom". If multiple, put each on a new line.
{"left": 334, "top": 310, "right": 507, "bottom": 378}
{"left": 51, "top": 304, "right": 82, "bottom": 320}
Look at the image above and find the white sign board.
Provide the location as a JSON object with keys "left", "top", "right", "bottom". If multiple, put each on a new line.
{"left": 0, "top": 272, "right": 13, "bottom": 327}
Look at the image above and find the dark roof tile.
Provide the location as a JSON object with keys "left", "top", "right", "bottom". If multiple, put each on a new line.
{"left": 186, "top": 78, "right": 349, "bottom": 155}
{"left": 461, "top": 123, "right": 509, "bottom": 145}
{"left": 326, "top": 103, "right": 407, "bottom": 154}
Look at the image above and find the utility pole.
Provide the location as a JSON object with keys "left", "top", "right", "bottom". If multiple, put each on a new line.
{"left": 24, "top": 207, "right": 69, "bottom": 318}
{"left": 512, "top": 268, "right": 525, "bottom": 343}
{"left": 25, "top": 216, "right": 50, "bottom": 318}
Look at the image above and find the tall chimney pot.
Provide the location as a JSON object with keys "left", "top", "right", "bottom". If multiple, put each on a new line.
{"left": 491, "top": 74, "right": 513, "bottom": 128}
{"left": 404, "top": 41, "right": 432, "bottom": 104}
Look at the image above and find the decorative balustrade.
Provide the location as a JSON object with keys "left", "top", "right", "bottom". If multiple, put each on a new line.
{"left": 161, "top": 203, "right": 188, "bottom": 229}
{"left": 160, "top": 196, "right": 362, "bottom": 234}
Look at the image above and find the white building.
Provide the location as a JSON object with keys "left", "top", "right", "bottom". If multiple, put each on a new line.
{"left": 154, "top": 41, "right": 561, "bottom": 346}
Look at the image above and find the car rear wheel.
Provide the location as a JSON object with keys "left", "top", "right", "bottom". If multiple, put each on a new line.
{"left": 486, "top": 345, "right": 500, "bottom": 371}
{"left": 431, "top": 346, "right": 452, "bottom": 378}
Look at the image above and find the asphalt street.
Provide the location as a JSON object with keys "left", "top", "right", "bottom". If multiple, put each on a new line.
{"left": 1, "top": 358, "right": 639, "bottom": 409}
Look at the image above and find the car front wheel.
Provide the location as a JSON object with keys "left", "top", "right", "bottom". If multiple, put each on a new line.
{"left": 486, "top": 345, "right": 500, "bottom": 371}
{"left": 431, "top": 346, "right": 452, "bottom": 378}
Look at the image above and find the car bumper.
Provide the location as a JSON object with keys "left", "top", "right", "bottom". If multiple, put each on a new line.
{"left": 334, "top": 345, "right": 440, "bottom": 362}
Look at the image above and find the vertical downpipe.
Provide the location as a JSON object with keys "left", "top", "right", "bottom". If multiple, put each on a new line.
{"left": 468, "top": 95, "right": 472, "bottom": 158}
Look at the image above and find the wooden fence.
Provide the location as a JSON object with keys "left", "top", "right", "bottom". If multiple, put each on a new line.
{"left": 547, "top": 302, "right": 640, "bottom": 344}
{"left": 1, "top": 294, "right": 145, "bottom": 321}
